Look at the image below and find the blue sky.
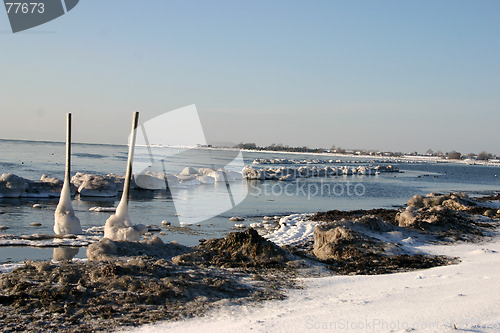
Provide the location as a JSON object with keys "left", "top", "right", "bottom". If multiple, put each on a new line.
{"left": 1, "top": 0, "right": 499, "bottom": 154}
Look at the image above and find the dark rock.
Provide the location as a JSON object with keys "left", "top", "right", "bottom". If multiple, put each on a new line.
{"left": 311, "top": 208, "right": 398, "bottom": 224}
{"left": 172, "top": 228, "right": 294, "bottom": 268}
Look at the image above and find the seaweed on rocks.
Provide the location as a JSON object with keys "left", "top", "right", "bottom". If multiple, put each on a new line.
{"left": 172, "top": 228, "right": 295, "bottom": 268}
{"left": 309, "top": 218, "right": 457, "bottom": 275}
{"left": 0, "top": 230, "right": 299, "bottom": 332}
{"left": 311, "top": 209, "right": 398, "bottom": 224}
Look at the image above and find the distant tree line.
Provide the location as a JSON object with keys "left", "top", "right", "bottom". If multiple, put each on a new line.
{"left": 234, "top": 143, "right": 497, "bottom": 161}
{"left": 234, "top": 143, "right": 325, "bottom": 153}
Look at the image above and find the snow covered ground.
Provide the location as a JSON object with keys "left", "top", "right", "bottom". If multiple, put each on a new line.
{"left": 124, "top": 226, "right": 500, "bottom": 333}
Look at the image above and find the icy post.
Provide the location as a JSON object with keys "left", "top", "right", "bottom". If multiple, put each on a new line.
{"left": 54, "top": 113, "right": 83, "bottom": 235}
{"left": 104, "top": 111, "right": 147, "bottom": 241}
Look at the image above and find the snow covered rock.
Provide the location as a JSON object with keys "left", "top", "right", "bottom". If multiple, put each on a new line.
{"left": 74, "top": 174, "right": 118, "bottom": 197}
{"left": 0, "top": 173, "right": 28, "bottom": 198}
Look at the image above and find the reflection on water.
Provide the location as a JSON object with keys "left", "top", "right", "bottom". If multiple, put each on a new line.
{"left": 53, "top": 247, "right": 80, "bottom": 261}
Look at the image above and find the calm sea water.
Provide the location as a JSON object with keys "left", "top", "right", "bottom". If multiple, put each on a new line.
{"left": 1, "top": 139, "right": 499, "bottom": 263}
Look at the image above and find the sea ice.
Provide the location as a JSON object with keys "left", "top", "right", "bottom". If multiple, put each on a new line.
{"left": 104, "top": 200, "right": 147, "bottom": 242}
{"left": 54, "top": 181, "right": 83, "bottom": 235}
{"left": 0, "top": 173, "right": 27, "bottom": 198}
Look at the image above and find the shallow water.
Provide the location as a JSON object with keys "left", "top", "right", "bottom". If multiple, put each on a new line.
{"left": 1, "top": 139, "right": 499, "bottom": 263}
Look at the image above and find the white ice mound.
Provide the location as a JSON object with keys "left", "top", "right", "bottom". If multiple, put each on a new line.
{"left": 0, "top": 173, "right": 28, "bottom": 198}
{"left": 24, "top": 174, "right": 64, "bottom": 198}
{"left": 71, "top": 173, "right": 118, "bottom": 197}
{"left": 210, "top": 170, "right": 228, "bottom": 182}
{"left": 198, "top": 167, "right": 215, "bottom": 176}
{"left": 133, "top": 171, "right": 167, "bottom": 190}
{"left": 104, "top": 201, "right": 147, "bottom": 242}
{"left": 180, "top": 167, "right": 199, "bottom": 176}
{"left": 54, "top": 181, "right": 82, "bottom": 235}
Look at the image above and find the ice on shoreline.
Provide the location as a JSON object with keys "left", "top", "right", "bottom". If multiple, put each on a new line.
{"left": 264, "top": 214, "right": 316, "bottom": 246}
{"left": 54, "top": 180, "right": 82, "bottom": 235}
{"left": 242, "top": 164, "right": 398, "bottom": 180}
{"left": 104, "top": 200, "right": 147, "bottom": 242}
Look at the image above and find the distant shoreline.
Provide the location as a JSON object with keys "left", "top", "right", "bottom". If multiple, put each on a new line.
{"left": 2, "top": 138, "right": 500, "bottom": 167}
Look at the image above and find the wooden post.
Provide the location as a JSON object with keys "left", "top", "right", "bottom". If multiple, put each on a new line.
{"left": 65, "top": 113, "right": 72, "bottom": 183}
{"left": 122, "top": 112, "right": 139, "bottom": 204}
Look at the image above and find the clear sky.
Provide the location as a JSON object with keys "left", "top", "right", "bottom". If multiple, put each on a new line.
{"left": 1, "top": 0, "right": 499, "bottom": 154}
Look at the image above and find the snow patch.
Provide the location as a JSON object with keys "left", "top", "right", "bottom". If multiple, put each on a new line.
{"left": 264, "top": 214, "right": 315, "bottom": 246}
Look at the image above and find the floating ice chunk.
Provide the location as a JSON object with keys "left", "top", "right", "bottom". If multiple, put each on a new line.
{"left": 104, "top": 200, "right": 147, "bottom": 242}
{"left": 180, "top": 167, "right": 199, "bottom": 176}
{"left": 133, "top": 171, "right": 167, "bottom": 190}
{"left": 198, "top": 167, "right": 215, "bottom": 176}
{"left": 197, "top": 175, "right": 215, "bottom": 184}
{"left": 106, "top": 174, "right": 126, "bottom": 192}
{"left": 22, "top": 174, "right": 63, "bottom": 198}
{"left": 74, "top": 174, "right": 118, "bottom": 197}
{"left": 89, "top": 206, "right": 116, "bottom": 212}
{"left": 180, "top": 178, "right": 201, "bottom": 186}
{"left": 210, "top": 170, "right": 227, "bottom": 182}
{"left": 229, "top": 217, "right": 245, "bottom": 222}
{"left": 84, "top": 226, "right": 105, "bottom": 234}
{"left": 54, "top": 181, "right": 82, "bottom": 235}
{"left": 41, "top": 174, "right": 63, "bottom": 186}
{"left": 0, "top": 173, "right": 27, "bottom": 198}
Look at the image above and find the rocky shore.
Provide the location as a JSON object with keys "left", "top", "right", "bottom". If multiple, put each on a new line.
{"left": 0, "top": 192, "right": 499, "bottom": 332}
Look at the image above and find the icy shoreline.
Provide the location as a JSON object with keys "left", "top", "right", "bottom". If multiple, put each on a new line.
{"left": 1, "top": 193, "right": 499, "bottom": 332}
{"left": 136, "top": 237, "right": 500, "bottom": 333}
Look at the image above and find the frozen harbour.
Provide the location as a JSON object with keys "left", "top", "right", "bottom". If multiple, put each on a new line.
{"left": 126, "top": 230, "right": 500, "bottom": 333}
